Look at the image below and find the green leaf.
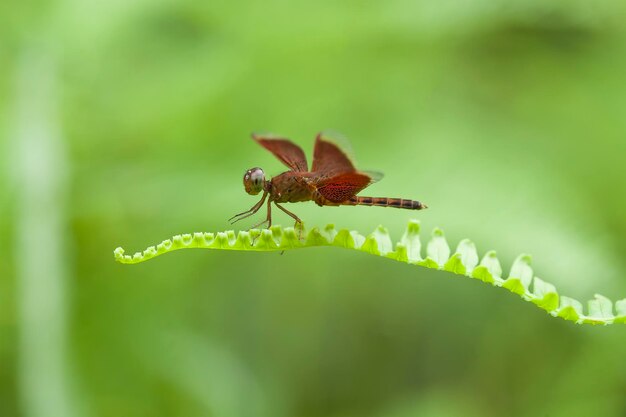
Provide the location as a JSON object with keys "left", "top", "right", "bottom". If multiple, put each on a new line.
{"left": 583, "top": 294, "right": 614, "bottom": 325}
{"left": 305, "top": 227, "right": 330, "bottom": 247}
{"left": 531, "top": 277, "right": 559, "bottom": 312}
{"left": 113, "top": 220, "right": 625, "bottom": 326}
{"left": 399, "top": 219, "right": 421, "bottom": 263}
{"left": 333, "top": 229, "right": 355, "bottom": 249}
{"left": 456, "top": 239, "right": 479, "bottom": 274}
{"left": 471, "top": 251, "right": 501, "bottom": 284}
{"left": 503, "top": 255, "right": 533, "bottom": 295}
{"left": 425, "top": 228, "right": 450, "bottom": 268}
{"left": 361, "top": 226, "right": 392, "bottom": 256}
{"left": 615, "top": 299, "right": 626, "bottom": 324}
{"left": 444, "top": 254, "right": 466, "bottom": 275}
{"left": 557, "top": 296, "right": 583, "bottom": 323}
{"left": 445, "top": 239, "right": 478, "bottom": 276}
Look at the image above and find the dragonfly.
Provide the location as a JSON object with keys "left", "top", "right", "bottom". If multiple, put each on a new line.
{"left": 229, "top": 132, "right": 428, "bottom": 233}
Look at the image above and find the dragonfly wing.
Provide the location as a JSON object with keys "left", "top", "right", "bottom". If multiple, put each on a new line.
{"left": 361, "top": 170, "right": 384, "bottom": 184}
{"left": 315, "top": 172, "right": 373, "bottom": 203}
{"left": 311, "top": 132, "right": 357, "bottom": 176}
{"left": 252, "top": 133, "right": 308, "bottom": 172}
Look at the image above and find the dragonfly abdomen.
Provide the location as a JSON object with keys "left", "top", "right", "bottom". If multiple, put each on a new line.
{"left": 344, "top": 196, "right": 427, "bottom": 210}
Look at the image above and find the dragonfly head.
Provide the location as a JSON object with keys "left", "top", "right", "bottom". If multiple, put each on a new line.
{"left": 243, "top": 167, "right": 266, "bottom": 195}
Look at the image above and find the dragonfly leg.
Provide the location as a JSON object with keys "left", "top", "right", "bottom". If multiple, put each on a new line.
{"left": 250, "top": 198, "right": 273, "bottom": 230}
{"left": 229, "top": 192, "right": 267, "bottom": 224}
{"left": 274, "top": 203, "right": 304, "bottom": 240}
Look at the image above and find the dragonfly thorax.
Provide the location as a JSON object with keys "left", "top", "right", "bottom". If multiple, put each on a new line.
{"left": 243, "top": 167, "right": 266, "bottom": 195}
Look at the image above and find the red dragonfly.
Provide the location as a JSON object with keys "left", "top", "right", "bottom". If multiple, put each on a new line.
{"left": 230, "top": 132, "right": 427, "bottom": 231}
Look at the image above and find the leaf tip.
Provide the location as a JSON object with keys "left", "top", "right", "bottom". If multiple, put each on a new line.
{"left": 113, "top": 247, "right": 125, "bottom": 260}
{"left": 406, "top": 219, "right": 421, "bottom": 235}
{"left": 432, "top": 227, "right": 444, "bottom": 237}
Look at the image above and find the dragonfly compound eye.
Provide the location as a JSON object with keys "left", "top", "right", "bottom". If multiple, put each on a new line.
{"left": 244, "top": 167, "right": 265, "bottom": 195}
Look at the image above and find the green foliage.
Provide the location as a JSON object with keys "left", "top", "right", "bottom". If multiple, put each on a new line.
{"left": 114, "top": 220, "right": 626, "bottom": 326}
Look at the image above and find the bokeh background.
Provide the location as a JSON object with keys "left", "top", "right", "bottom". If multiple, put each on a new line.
{"left": 1, "top": 1, "right": 626, "bottom": 416}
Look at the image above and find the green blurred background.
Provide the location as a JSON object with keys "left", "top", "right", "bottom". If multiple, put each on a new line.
{"left": 1, "top": 1, "right": 626, "bottom": 416}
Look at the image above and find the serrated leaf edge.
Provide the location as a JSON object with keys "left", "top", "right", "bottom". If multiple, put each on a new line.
{"left": 113, "top": 220, "right": 625, "bottom": 326}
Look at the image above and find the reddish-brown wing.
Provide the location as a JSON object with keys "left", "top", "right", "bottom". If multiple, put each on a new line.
{"left": 252, "top": 133, "right": 308, "bottom": 172}
{"left": 315, "top": 172, "right": 373, "bottom": 203}
{"left": 311, "top": 133, "right": 356, "bottom": 177}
